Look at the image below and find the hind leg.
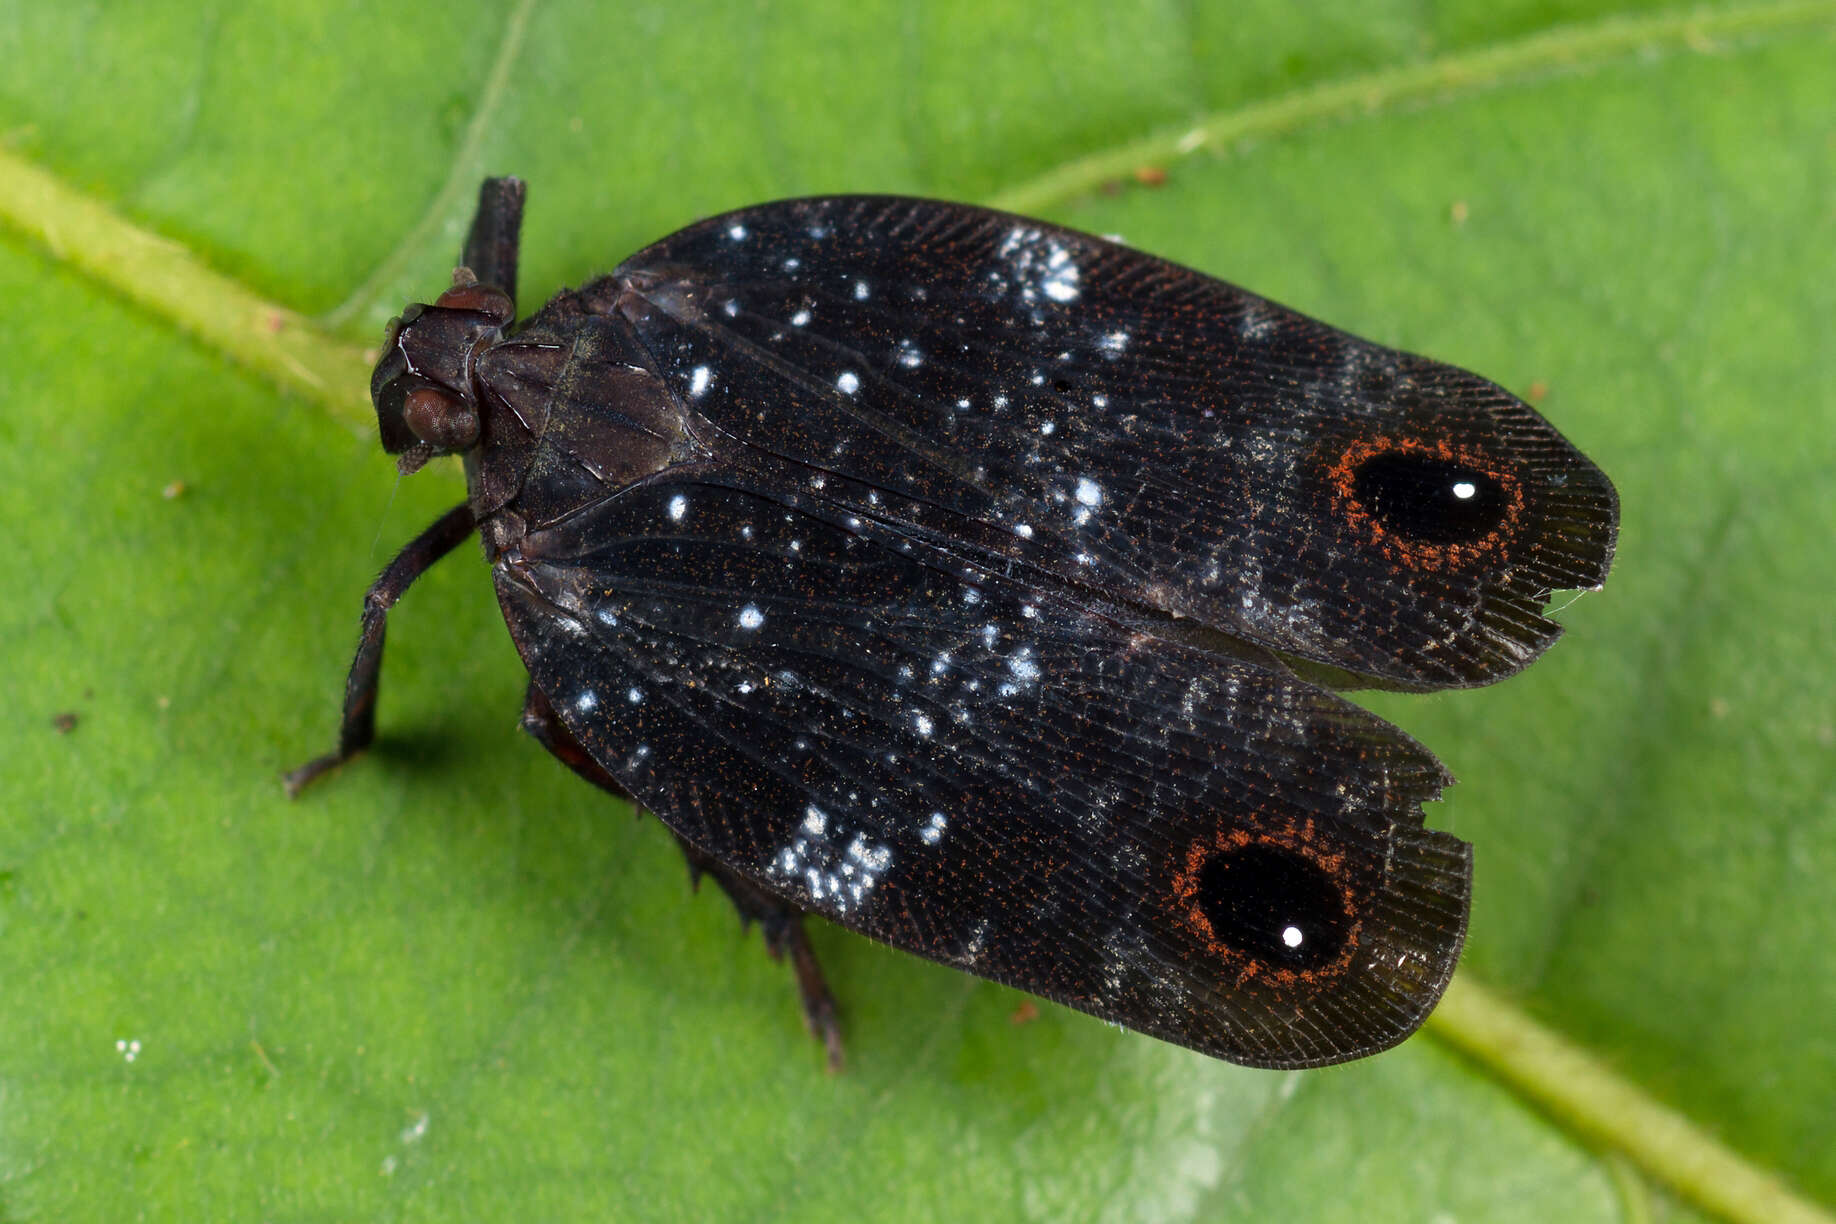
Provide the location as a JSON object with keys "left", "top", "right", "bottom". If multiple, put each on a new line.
{"left": 520, "top": 683, "right": 844, "bottom": 1069}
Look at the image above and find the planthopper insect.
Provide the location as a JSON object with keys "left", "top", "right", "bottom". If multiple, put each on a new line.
{"left": 289, "top": 178, "right": 1616, "bottom": 1070}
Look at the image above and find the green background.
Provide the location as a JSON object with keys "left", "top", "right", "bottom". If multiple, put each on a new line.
{"left": 2, "top": 2, "right": 1831, "bottom": 1220}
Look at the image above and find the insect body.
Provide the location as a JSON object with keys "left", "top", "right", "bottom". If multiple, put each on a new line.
{"left": 290, "top": 178, "right": 1616, "bottom": 1069}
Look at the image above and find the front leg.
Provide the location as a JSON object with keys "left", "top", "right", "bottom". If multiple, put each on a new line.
{"left": 519, "top": 682, "right": 845, "bottom": 1070}
{"left": 285, "top": 503, "right": 476, "bottom": 796}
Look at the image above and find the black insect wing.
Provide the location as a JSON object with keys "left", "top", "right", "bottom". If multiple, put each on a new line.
{"left": 292, "top": 179, "right": 1617, "bottom": 1072}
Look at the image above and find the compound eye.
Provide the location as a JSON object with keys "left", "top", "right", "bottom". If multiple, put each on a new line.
{"left": 434, "top": 281, "right": 515, "bottom": 324}
{"left": 402, "top": 386, "right": 481, "bottom": 451}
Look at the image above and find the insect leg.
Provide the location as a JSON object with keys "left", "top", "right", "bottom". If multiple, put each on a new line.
{"left": 460, "top": 177, "right": 526, "bottom": 309}
{"left": 519, "top": 681, "right": 845, "bottom": 1071}
{"left": 284, "top": 502, "right": 477, "bottom": 796}
{"left": 675, "top": 837, "right": 846, "bottom": 1073}
{"left": 518, "top": 681, "right": 636, "bottom": 801}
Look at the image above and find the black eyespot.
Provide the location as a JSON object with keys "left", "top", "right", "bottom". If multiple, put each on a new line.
{"left": 1351, "top": 451, "right": 1511, "bottom": 544}
{"left": 1194, "top": 842, "right": 1351, "bottom": 971}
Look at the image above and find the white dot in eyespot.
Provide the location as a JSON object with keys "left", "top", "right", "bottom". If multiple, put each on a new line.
{"left": 737, "top": 604, "right": 764, "bottom": 630}
{"left": 837, "top": 371, "right": 860, "bottom": 394}
{"left": 1452, "top": 481, "right": 1477, "bottom": 500}
{"left": 689, "top": 365, "right": 712, "bottom": 397}
{"left": 1282, "top": 925, "right": 1304, "bottom": 949}
{"left": 668, "top": 494, "right": 688, "bottom": 522}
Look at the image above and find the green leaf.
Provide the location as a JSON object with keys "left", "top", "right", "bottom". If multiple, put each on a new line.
{"left": 3, "top": 2, "right": 1832, "bottom": 1220}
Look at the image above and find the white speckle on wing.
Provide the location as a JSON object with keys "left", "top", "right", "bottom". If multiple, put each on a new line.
{"left": 575, "top": 690, "right": 598, "bottom": 713}
{"left": 727, "top": 223, "right": 748, "bottom": 241}
{"left": 770, "top": 805, "right": 893, "bottom": 914}
{"left": 1007, "top": 648, "right": 1040, "bottom": 682}
{"left": 1043, "top": 259, "right": 1080, "bottom": 302}
{"left": 854, "top": 279, "right": 870, "bottom": 300}
{"left": 1012, "top": 522, "right": 1034, "bottom": 539}
{"left": 737, "top": 604, "right": 764, "bottom": 630}
{"left": 998, "top": 226, "right": 1082, "bottom": 305}
{"left": 668, "top": 494, "right": 688, "bottom": 522}
{"left": 837, "top": 371, "right": 860, "bottom": 395}
{"left": 689, "top": 365, "right": 712, "bottom": 397}
{"left": 1100, "top": 330, "right": 1129, "bottom": 354}
{"left": 791, "top": 307, "right": 812, "bottom": 326}
{"left": 1075, "top": 477, "right": 1104, "bottom": 507}
{"left": 920, "top": 811, "right": 948, "bottom": 845}
{"left": 626, "top": 687, "right": 644, "bottom": 704}
{"left": 914, "top": 712, "right": 935, "bottom": 737}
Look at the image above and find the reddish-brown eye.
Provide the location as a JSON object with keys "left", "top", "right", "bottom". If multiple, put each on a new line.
{"left": 434, "top": 281, "right": 515, "bottom": 323}
{"left": 402, "top": 386, "right": 481, "bottom": 450}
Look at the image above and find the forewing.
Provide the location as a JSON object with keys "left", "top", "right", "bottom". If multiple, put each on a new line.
{"left": 602, "top": 196, "right": 1617, "bottom": 688}
{"left": 497, "top": 470, "right": 1469, "bottom": 1068}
